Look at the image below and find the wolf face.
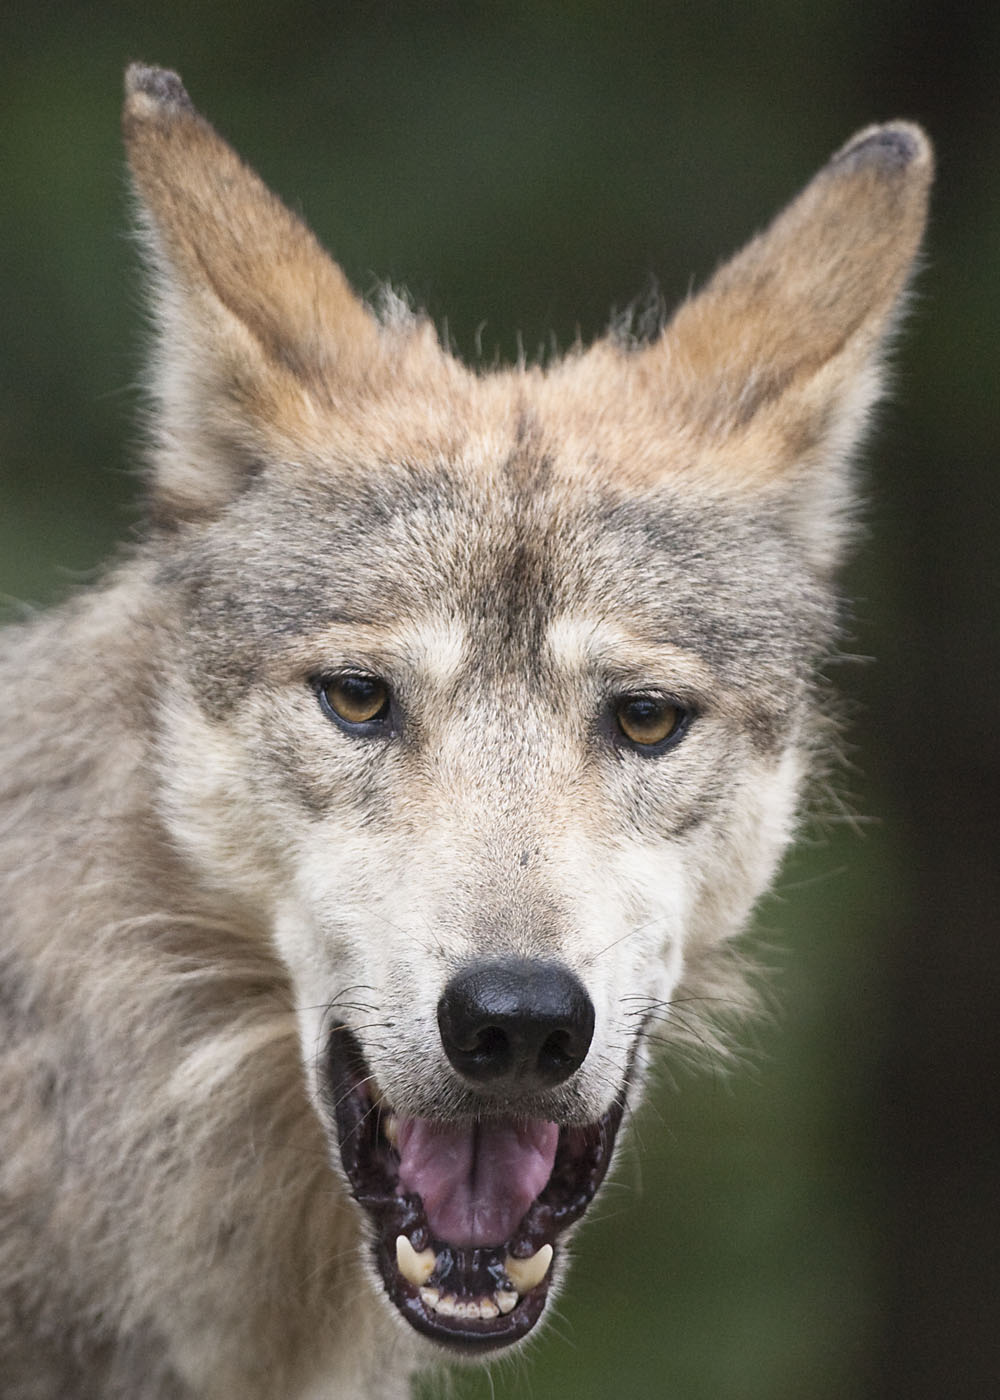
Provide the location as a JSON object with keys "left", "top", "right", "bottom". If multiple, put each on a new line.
{"left": 122, "top": 65, "right": 930, "bottom": 1356}
{"left": 0, "top": 65, "right": 930, "bottom": 1394}
{"left": 156, "top": 444, "right": 828, "bottom": 1344}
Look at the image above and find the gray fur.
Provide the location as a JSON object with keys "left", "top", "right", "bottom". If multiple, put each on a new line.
{"left": 0, "top": 67, "right": 931, "bottom": 1399}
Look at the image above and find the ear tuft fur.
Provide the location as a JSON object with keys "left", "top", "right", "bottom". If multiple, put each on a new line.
{"left": 829, "top": 120, "right": 931, "bottom": 176}
{"left": 636, "top": 120, "right": 933, "bottom": 571}
{"left": 123, "top": 64, "right": 384, "bottom": 522}
{"left": 124, "top": 63, "right": 193, "bottom": 115}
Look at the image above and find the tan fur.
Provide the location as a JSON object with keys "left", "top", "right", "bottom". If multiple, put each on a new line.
{"left": 0, "top": 65, "right": 931, "bottom": 1399}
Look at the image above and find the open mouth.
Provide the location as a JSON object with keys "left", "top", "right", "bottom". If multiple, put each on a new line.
{"left": 325, "top": 1024, "right": 626, "bottom": 1351}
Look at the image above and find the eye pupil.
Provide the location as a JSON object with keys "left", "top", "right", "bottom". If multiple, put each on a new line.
{"left": 319, "top": 675, "right": 390, "bottom": 727}
{"left": 615, "top": 695, "right": 685, "bottom": 748}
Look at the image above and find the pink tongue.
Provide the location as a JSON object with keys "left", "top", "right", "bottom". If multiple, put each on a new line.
{"left": 396, "top": 1117, "right": 559, "bottom": 1248}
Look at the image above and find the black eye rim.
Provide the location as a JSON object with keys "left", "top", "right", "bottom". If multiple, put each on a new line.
{"left": 610, "top": 692, "right": 693, "bottom": 755}
{"left": 311, "top": 672, "right": 395, "bottom": 737}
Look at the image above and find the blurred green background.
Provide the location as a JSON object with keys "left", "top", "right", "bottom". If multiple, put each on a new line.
{"left": 1, "top": 5, "right": 997, "bottom": 1399}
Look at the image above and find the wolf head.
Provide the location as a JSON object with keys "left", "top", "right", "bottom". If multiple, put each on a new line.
{"left": 121, "top": 65, "right": 930, "bottom": 1352}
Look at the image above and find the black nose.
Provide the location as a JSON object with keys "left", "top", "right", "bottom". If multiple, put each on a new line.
{"left": 437, "top": 958, "right": 595, "bottom": 1092}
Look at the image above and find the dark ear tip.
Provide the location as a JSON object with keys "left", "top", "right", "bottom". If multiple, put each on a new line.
{"left": 831, "top": 121, "right": 933, "bottom": 178}
{"left": 124, "top": 63, "right": 193, "bottom": 114}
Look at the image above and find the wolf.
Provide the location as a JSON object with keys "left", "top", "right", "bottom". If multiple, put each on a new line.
{"left": 0, "top": 63, "right": 930, "bottom": 1400}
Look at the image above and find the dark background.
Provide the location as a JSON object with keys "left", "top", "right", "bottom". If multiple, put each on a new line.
{"left": 1, "top": 5, "right": 997, "bottom": 1398}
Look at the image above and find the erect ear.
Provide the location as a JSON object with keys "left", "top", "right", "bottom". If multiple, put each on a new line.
{"left": 648, "top": 123, "right": 933, "bottom": 572}
{"left": 123, "top": 64, "right": 382, "bottom": 520}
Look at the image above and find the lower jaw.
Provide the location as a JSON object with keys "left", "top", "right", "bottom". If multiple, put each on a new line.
{"left": 325, "top": 1025, "right": 628, "bottom": 1351}
{"left": 377, "top": 1228, "right": 552, "bottom": 1352}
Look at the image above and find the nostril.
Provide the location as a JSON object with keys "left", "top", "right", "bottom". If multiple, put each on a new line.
{"left": 473, "top": 1025, "right": 509, "bottom": 1059}
{"left": 437, "top": 958, "right": 595, "bottom": 1092}
{"left": 456, "top": 1022, "right": 512, "bottom": 1077}
{"left": 540, "top": 1028, "right": 575, "bottom": 1072}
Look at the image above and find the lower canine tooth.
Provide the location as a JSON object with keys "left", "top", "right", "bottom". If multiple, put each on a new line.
{"left": 495, "top": 1289, "right": 518, "bottom": 1314}
{"left": 504, "top": 1243, "right": 553, "bottom": 1294}
{"left": 419, "top": 1287, "right": 440, "bottom": 1309}
{"left": 396, "top": 1234, "right": 436, "bottom": 1287}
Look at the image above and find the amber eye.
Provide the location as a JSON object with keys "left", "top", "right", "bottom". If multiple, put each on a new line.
{"left": 614, "top": 694, "right": 688, "bottom": 750}
{"left": 316, "top": 674, "right": 391, "bottom": 730}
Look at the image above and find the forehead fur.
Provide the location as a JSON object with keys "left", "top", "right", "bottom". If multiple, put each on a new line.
{"left": 165, "top": 407, "right": 834, "bottom": 719}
